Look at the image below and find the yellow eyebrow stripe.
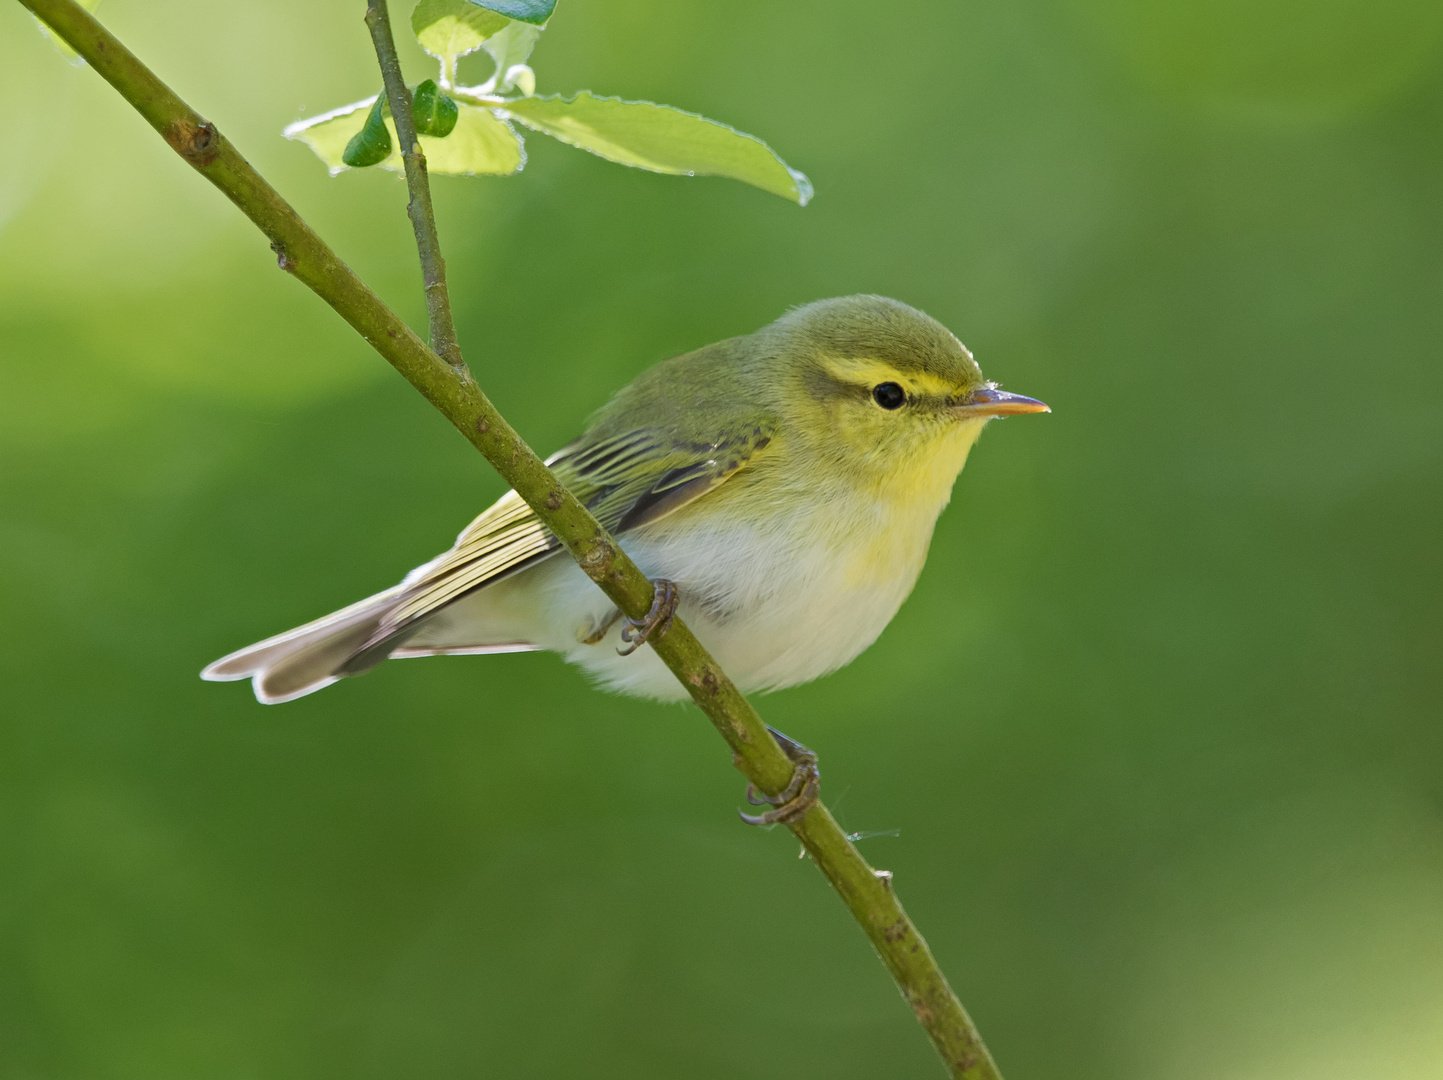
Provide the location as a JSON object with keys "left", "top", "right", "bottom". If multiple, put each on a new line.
{"left": 820, "top": 356, "right": 959, "bottom": 398}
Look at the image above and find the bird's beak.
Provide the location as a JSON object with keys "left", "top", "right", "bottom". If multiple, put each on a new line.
{"left": 952, "top": 384, "right": 1050, "bottom": 418}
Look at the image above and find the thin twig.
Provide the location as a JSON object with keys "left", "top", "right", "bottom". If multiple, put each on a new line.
{"left": 363, "top": 0, "right": 464, "bottom": 369}
{"left": 15, "top": 2, "right": 1003, "bottom": 1076}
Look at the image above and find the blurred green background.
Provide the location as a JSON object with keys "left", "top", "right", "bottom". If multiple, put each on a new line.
{"left": 3, "top": 0, "right": 1442, "bottom": 1076}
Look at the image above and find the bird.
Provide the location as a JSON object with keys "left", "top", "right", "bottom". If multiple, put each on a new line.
{"left": 202, "top": 295, "right": 1048, "bottom": 706}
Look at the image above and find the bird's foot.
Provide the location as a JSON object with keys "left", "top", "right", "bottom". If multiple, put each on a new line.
{"left": 616, "top": 578, "right": 679, "bottom": 656}
{"left": 580, "top": 610, "right": 622, "bottom": 646}
{"left": 739, "top": 727, "right": 820, "bottom": 826}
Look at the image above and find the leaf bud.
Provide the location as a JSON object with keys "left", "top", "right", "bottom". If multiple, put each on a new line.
{"left": 412, "top": 79, "right": 460, "bottom": 138}
{"left": 342, "top": 91, "right": 392, "bottom": 168}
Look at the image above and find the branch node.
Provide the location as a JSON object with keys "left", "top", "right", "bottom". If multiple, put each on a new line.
{"left": 163, "top": 118, "right": 219, "bottom": 166}
{"left": 270, "top": 240, "right": 295, "bottom": 273}
{"left": 578, "top": 541, "right": 614, "bottom": 579}
{"left": 686, "top": 667, "right": 721, "bottom": 697}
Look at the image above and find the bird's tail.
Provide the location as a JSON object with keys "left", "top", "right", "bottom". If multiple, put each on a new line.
{"left": 201, "top": 588, "right": 408, "bottom": 704}
{"left": 202, "top": 582, "right": 542, "bottom": 703}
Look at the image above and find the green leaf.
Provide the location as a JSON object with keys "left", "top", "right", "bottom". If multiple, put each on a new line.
{"left": 285, "top": 97, "right": 523, "bottom": 177}
{"left": 411, "top": 0, "right": 508, "bottom": 64}
{"left": 412, "top": 80, "right": 460, "bottom": 138}
{"left": 285, "top": 98, "right": 377, "bottom": 176}
{"left": 465, "top": 0, "right": 555, "bottom": 26}
{"left": 501, "top": 93, "right": 812, "bottom": 204}
{"left": 32, "top": 0, "right": 102, "bottom": 64}
{"left": 408, "top": 102, "right": 521, "bottom": 174}
{"left": 342, "top": 92, "right": 392, "bottom": 168}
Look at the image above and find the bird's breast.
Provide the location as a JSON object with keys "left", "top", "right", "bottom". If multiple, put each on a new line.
{"left": 543, "top": 422, "right": 982, "bottom": 699}
{"left": 618, "top": 479, "right": 944, "bottom": 692}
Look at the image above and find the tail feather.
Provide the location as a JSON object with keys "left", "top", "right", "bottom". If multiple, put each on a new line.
{"left": 202, "top": 581, "right": 545, "bottom": 703}
{"left": 201, "top": 588, "right": 403, "bottom": 704}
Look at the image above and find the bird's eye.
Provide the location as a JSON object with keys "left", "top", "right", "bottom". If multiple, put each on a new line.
{"left": 872, "top": 382, "right": 906, "bottom": 410}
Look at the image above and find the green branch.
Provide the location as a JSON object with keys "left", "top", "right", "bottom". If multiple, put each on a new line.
{"left": 362, "top": 0, "right": 465, "bottom": 369}
{"left": 16, "top": 1, "right": 1002, "bottom": 1075}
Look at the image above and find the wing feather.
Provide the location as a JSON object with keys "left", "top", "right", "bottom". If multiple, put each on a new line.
{"left": 355, "top": 423, "right": 774, "bottom": 656}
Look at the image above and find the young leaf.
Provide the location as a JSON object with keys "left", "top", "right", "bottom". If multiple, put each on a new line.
{"left": 285, "top": 98, "right": 523, "bottom": 177}
{"left": 412, "top": 0, "right": 508, "bottom": 65}
{"left": 465, "top": 0, "right": 555, "bottom": 26}
{"left": 412, "top": 79, "right": 460, "bottom": 138}
{"left": 343, "top": 92, "right": 392, "bottom": 168}
{"left": 478, "top": 21, "right": 543, "bottom": 93}
{"left": 501, "top": 93, "right": 812, "bottom": 204}
{"left": 506, "top": 65, "right": 537, "bottom": 98}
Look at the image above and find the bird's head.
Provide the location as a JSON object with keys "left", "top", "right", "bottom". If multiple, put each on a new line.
{"left": 761, "top": 295, "right": 1048, "bottom": 489}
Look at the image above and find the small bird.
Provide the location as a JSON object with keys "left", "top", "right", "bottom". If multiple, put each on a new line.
{"left": 203, "top": 295, "right": 1048, "bottom": 705}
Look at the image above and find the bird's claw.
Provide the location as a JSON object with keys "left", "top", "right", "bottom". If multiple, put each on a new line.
{"left": 617, "top": 578, "right": 679, "bottom": 656}
{"left": 739, "top": 727, "right": 820, "bottom": 827}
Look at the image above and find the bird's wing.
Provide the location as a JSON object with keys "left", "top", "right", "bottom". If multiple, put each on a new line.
{"left": 359, "top": 422, "right": 775, "bottom": 654}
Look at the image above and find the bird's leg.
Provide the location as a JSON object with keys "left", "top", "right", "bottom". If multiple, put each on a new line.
{"left": 616, "top": 578, "right": 679, "bottom": 656}
{"left": 739, "top": 726, "right": 820, "bottom": 826}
